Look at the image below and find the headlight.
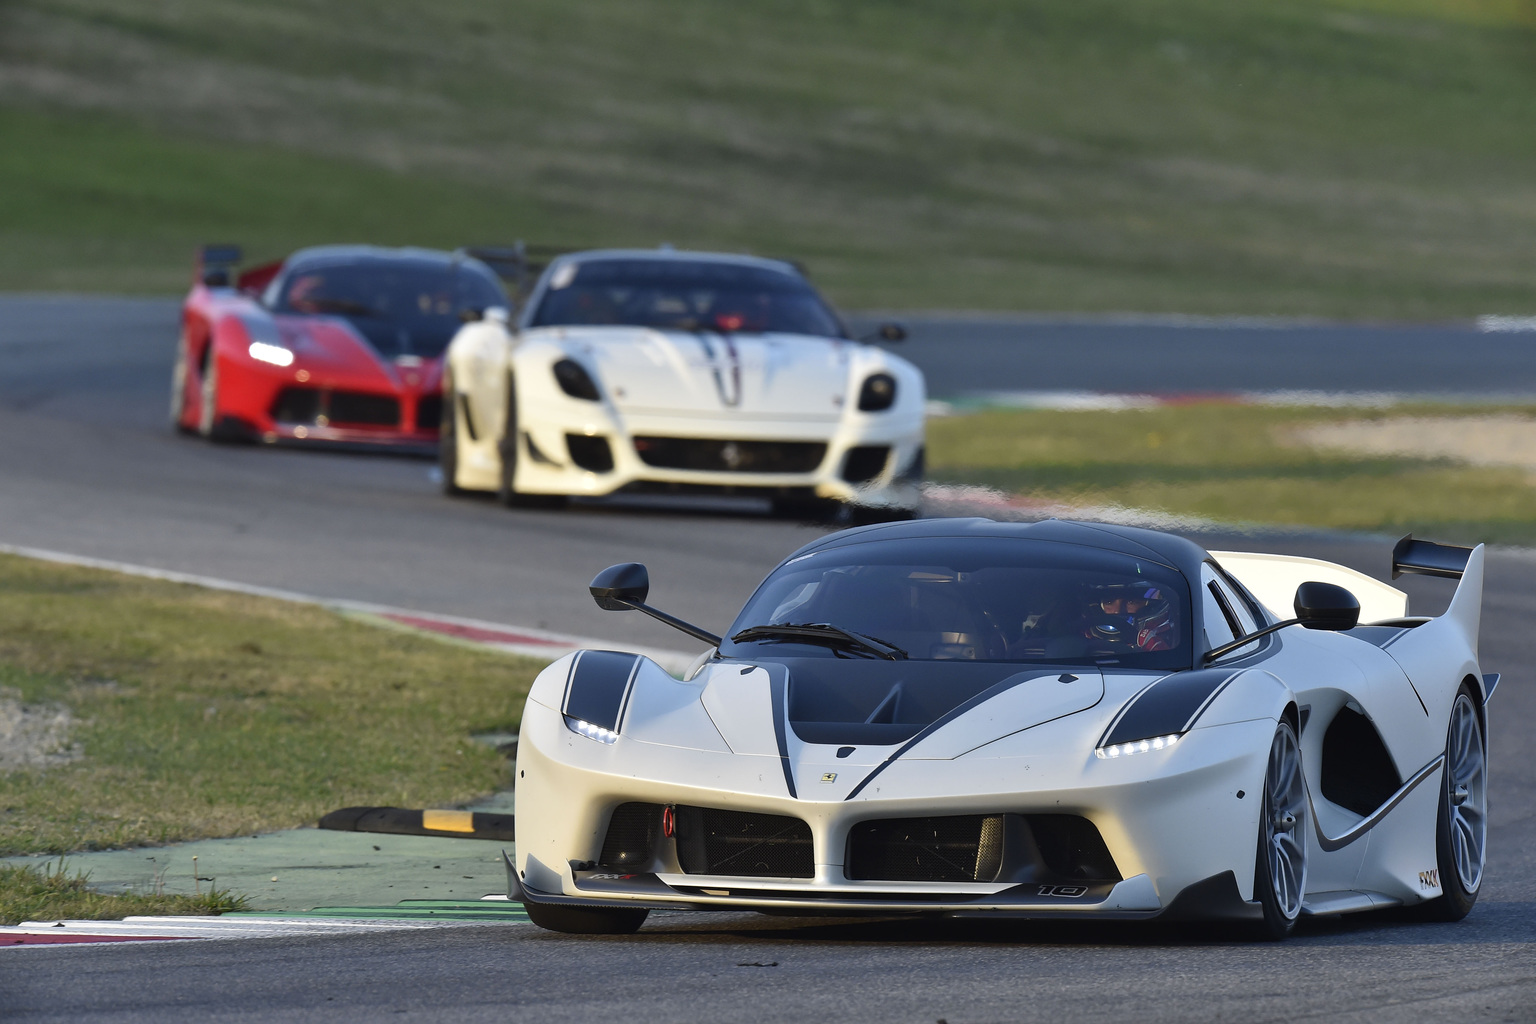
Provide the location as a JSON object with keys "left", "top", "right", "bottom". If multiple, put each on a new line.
{"left": 1095, "top": 733, "right": 1181, "bottom": 759}
{"left": 248, "top": 342, "right": 295, "bottom": 367}
{"left": 857, "top": 373, "right": 897, "bottom": 411}
{"left": 553, "top": 358, "right": 601, "bottom": 401}
{"left": 564, "top": 715, "right": 618, "bottom": 744}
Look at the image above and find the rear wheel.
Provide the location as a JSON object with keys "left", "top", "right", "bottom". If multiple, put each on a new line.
{"left": 1415, "top": 686, "right": 1486, "bottom": 921}
{"left": 1250, "top": 719, "right": 1307, "bottom": 941}
{"left": 523, "top": 900, "right": 648, "bottom": 935}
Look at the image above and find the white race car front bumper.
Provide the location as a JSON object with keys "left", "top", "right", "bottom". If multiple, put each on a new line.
{"left": 512, "top": 701, "right": 1277, "bottom": 921}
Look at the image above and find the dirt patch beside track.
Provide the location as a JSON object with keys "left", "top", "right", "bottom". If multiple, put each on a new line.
{"left": 0, "top": 690, "right": 78, "bottom": 772}
{"left": 1290, "top": 414, "right": 1536, "bottom": 472}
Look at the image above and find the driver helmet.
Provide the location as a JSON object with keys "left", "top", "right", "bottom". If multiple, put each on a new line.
{"left": 1085, "top": 582, "right": 1172, "bottom": 648}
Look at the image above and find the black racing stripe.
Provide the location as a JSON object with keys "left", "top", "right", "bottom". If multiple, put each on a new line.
{"left": 844, "top": 670, "right": 1061, "bottom": 802}
{"left": 769, "top": 671, "right": 797, "bottom": 799}
{"left": 562, "top": 650, "right": 641, "bottom": 732}
{"left": 1100, "top": 668, "right": 1240, "bottom": 747}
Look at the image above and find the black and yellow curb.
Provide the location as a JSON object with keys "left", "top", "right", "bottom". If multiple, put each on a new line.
{"left": 319, "top": 806, "right": 515, "bottom": 841}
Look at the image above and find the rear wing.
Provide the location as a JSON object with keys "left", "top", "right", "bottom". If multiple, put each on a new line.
{"left": 457, "top": 242, "right": 572, "bottom": 301}
{"left": 195, "top": 244, "right": 243, "bottom": 287}
{"left": 1392, "top": 535, "right": 1475, "bottom": 580}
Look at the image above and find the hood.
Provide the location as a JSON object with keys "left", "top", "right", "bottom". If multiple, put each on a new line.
{"left": 537, "top": 326, "right": 852, "bottom": 419}
{"left": 267, "top": 314, "right": 442, "bottom": 391}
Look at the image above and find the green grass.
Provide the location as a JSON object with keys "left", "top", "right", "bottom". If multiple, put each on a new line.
{"left": 927, "top": 404, "right": 1536, "bottom": 543}
{"left": 0, "top": 554, "right": 542, "bottom": 856}
{"left": 2, "top": 0, "right": 1535, "bottom": 315}
{"left": 0, "top": 860, "right": 247, "bottom": 926}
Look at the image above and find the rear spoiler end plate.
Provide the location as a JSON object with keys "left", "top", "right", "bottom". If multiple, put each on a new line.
{"left": 1392, "top": 535, "right": 1475, "bottom": 580}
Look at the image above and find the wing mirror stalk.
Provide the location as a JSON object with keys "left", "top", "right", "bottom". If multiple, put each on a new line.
{"left": 860, "top": 322, "right": 907, "bottom": 343}
{"left": 589, "top": 563, "right": 722, "bottom": 647}
{"left": 1203, "top": 581, "right": 1360, "bottom": 664}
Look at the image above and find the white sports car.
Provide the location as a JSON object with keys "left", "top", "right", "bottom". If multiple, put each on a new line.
{"left": 439, "top": 249, "right": 925, "bottom": 516}
{"left": 510, "top": 519, "right": 1492, "bottom": 940}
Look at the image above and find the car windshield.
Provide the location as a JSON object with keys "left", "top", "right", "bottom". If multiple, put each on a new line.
{"left": 528, "top": 258, "right": 845, "bottom": 338}
{"left": 273, "top": 260, "right": 506, "bottom": 359}
{"left": 722, "top": 537, "right": 1191, "bottom": 669}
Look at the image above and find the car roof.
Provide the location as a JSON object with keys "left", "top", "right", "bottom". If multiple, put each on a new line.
{"left": 782, "top": 518, "right": 1212, "bottom": 581}
{"left": 548, "top": 248, "right": 802, "bottom": 277}
{"left": 284, "top": 245, "right": 485, "bottom": 272}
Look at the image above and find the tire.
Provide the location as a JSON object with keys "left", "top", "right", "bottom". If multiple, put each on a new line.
{"left": 170, "top": 337, "right": 195, "bottom": 434}
{"left": 1414, "top": 685, "right": 1486, "bottom": 921}
{"left": 438, "top": 371, "right": 465, "bottom": 496}
{"left": 523, "top": 900, "right": 648, "bottom": 935}
{"left": 197, "top": 348, "right": 224, "bottom": 440}
{"left": 1249, "top": 719, "right": 1308, "bottom": 941}
{"left": 497, "top": 372, "right": 565, "bottom": 510}
{"left": 770, "top": 496, "right": 842, "bottom": 523}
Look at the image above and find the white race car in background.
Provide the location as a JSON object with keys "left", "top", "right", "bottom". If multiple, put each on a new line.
{"left": 439, "top": 249, "right": 925, "bottom": 517}
{"left": 510, "top": 521, "right": 1492, "bottom": 939}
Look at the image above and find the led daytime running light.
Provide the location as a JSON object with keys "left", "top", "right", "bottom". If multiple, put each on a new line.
{"left": 248, "top": 341, "right": 295, "bottom": 367}
{"left": 1096, "top": 733, "right": 1181, "bottom": 759}
{"left": 565, "top": 715, "right": 618, "bottom": 744}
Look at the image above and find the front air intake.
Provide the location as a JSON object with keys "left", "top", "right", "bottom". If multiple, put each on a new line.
{"left": 598, "top": 802, "right": 663, "bottom": 869}
{"left": 846, "top": 813, "right": 1120, "bottom": 884}
{"left": 674, "top": 806, "right": 813, "bottom": 878}
{"left": 845, "top": 814, "right": 1004, "bottom": 882}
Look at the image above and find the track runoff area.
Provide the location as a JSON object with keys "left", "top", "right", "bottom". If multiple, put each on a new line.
{"left": 1, "top": 300, "right": 1535, "bottom": 1020}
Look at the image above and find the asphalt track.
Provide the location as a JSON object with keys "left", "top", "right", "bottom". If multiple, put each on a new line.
{"left": 1, "top": 297, "right": 1534, "bottom": 1022}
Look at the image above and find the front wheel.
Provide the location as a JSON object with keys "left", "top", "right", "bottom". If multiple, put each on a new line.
{"left": 524, "top": 900, "right": 648, "bottom": 935}
{"left": 1415, "top": 686, "right": 1486, "bottom": 921}
{"left": 438, "top": 372, "right": 465, "bottom": 496}
{"left": 497, "top": 372, "right": 565, "bottom": 510}
{"left": 1250, "top": 719, "right": 1308, "bottom": 940}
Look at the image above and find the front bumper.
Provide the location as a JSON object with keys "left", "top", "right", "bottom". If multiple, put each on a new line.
{"left": 502, "top": 398, "right": 925, "bottom": 509}
{"left": 512, "top": 701, "right": 1276, "bottom": 920}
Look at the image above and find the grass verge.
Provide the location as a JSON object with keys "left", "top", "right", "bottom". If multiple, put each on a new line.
{"left": 0, "top": 861, "right": 247, "bottom": 926}
{"left": 926, "top": 404, "right": 1536, "bottom": 544}
{"left": 1, "top": 0, "right": 1535, "bottom": 315}
{"left": 0, "top": 554, "right": 543, "bottom": 857}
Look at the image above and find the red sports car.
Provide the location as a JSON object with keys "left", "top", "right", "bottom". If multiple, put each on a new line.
{"left": 171, "top": 244, "right": 510, "bottom": 450}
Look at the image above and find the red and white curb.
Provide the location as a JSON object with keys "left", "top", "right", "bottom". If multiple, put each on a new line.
{"left": 0, "top": 544, "right": 695, "bottom": 674}
{"left": 1, "top": 898, "right": 529, "bottom": 948}
{"left": 0, "top": 914, "right": 516, "bottom": 947}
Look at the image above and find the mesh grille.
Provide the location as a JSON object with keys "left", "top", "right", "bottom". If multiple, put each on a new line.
{"left": 675, "top": 806, "right": 813, "bottom": 878}
{"left": 329, "top": 392, "right": 400, "bottom": 426}
{"left": 846, "top": 813, "right": 1120, "bottom": 884}
{"left": 632, "top": 438, "right": 827, "bottom": 474}
{"left": 845, "top": 815, "right": 1004, "bottom": 882}
{"left": 598, "top": 802, "right": 662, "bottom": 870}
{"left": 270, "top": 388, "right": 399, "bottom": 427}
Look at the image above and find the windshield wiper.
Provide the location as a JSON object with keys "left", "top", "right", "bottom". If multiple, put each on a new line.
{"left": 729, "top": 623, "right": 907, "bottom": 660}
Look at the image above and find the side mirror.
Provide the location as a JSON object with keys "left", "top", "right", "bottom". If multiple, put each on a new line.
{"left": 484, "top": 306, "right": 511, "bottom": 325}
{"left": 201, "top": 268, "right": 231, "bottom": 288}
{"left": 590, "top": 562, "right": 649, "bottom": 611}
{"left": 1294, "top": 581, "right": 1360, "bottom": 631}
{"left": 863, "top": 322, "right": 907, "bottom": 343}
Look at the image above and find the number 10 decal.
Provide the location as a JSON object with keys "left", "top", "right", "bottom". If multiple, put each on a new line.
{"left": 1036, "top": 885, "right": 1088, "bottom": 898}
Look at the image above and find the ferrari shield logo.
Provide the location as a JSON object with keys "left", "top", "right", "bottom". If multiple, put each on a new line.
{"left": 821, "top": 772, "right": 837, "bottom": 783}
